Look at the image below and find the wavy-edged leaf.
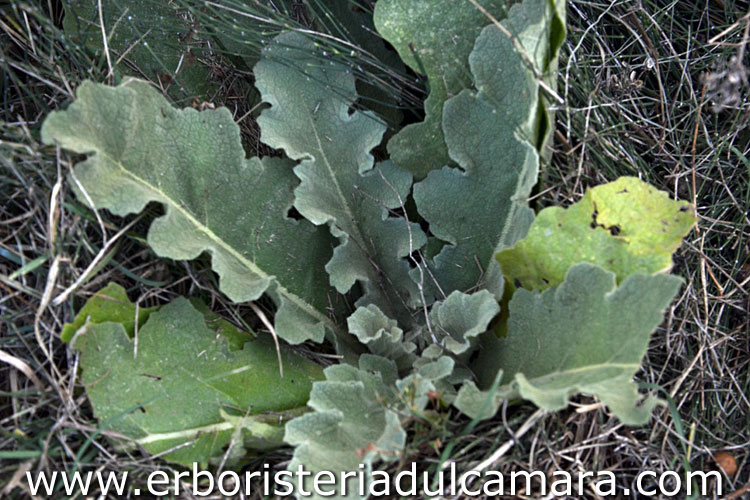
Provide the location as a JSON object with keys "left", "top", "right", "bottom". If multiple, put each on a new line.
{"left": 454, "top": 372, "right": 506, "bottom": 420}
{"left": 41, "top": 78, "right": 340, "bottom": 345}
{"left": 255, "top": 32, "right": 426, "bottom": 324}
{"left": 497, "top": 176, "right": 697, "bottom": 291}
{"left": 430, "top": 290, "right": 499, "bottom": 355}
{"left": 61, "top": 282, "right": 157, "bottom": 343}
{"left": 475, "top": 263, "right": 682, "bottom": 425}
{"left": 73, "top": 298, "right": 324, "bottom": 465}
{"left": 347, "top": 305, "right": 417, "bottom": 372}
{"left": 285, "top": 355, "right": 404, "bottom": 500}
{"left": 373, "top": 0, "right": 510, "bottom": 179}
{"left": 414, "top": 0, "right": 561, "bottom": 299}
{"left": 285, "top": 353, "right": 455, "bottom": 499}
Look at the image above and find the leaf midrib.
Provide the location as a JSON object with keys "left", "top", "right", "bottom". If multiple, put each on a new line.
{"left": 525, "top": 361, "right": 637, "bottom": 385}
{"left": 308, "top": 114, "right": 367, "bottom": 249}
{"left": 100, "top": 150, "right": 338, "bottom": 334}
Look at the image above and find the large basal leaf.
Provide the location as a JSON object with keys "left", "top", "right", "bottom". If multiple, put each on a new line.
{"left": 63, "top": 0, "right": 216, "bottom": 104}
{"left": 470, "top": 263, "right": 682, "bottom": 425}
{"left": 62, "top": 281, "right": 257, "bottom": 350}
{"left": 414, "top": 0, "right": 559, "bottom": 299}
{"left": 41, "top": 78, "right": 341, "bottom": 345}
{"left": 373, "top": 0, "right": 510, "bottom": 179}
{"left": 255, "top": 32, "right": 426, "bottom": 325}
{"left": 374, "top": 0, "right": 516, "bottom": 179}
{"left": 60, "top": 282, "right": 157, "bottom": 343}
{"left": 497, "top": 176, "right": 697, "bottom": 291}
{"left": 73, "top": 298, "right": 324, "bottom": 465}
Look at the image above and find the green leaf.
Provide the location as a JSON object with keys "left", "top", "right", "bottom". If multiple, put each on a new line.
{"left": 497, "top": 176, "right": 697, "bottom": 291}
{"left": 62, "top": 281, "right": 257, "bottom": 349}
{"left": 62, "top": 0, "right": 216, "bottom": 104}
{"left": 414, "top": 0, "right": 560, "bottom": 299}
{"left": 41, "top": 78, "right": 341, "bottom": 345}
{"left": 429, "top": 290, "right": 499, "bottom": 355}
{"left": 187, "top": 299, "right": 256, "bottom": 351}
{"left": 285, "top": 353, "right": 455, "bottom": 499}
{"left": 255, "top": 33, "right": 426, "bottom": 324}
{"left": 61, "top": 282, "right": 157, "bottom": 343}
{"left": 284, "top": 355, "right": 405, "bottom": 500}
{"left": 318, "top": 0, "right": 406, "bottom": 127}
{"left": 73, "top": 298, "right": 324, "bottom": 465}
{"left": 504, "top": 0, "right": 566, "bottom": 156}
{"left": 477, "top": 263, "right": 683, "bottom": 425}
{"left": 373, "top": 0, "right": 510, "bottom": 179}
{"left": 347, "top": 305, "right": 417, "bottom": 373}
{"left": 534, "top": 0, "right": 567, "bottom": 160}
{"left": 454, "top": 372, "right": 506, "bottom": 420}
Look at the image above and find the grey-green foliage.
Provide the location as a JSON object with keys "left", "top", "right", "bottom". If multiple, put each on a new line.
{"left": 457, "top": 264, "right": 683, "bottom": 425}
{"left": 284, "top": 356, "right": 404, "bottom": 500}
{"left": 285, "top": 354, "right": 454, "bottom": 500}
{"left": 256, "top": 33, "right": 426, "bottom": 326}
{"left": 73, "top": 298, "right": 324, "bottom": 465}
{"left": 41, "top": 78, "right": 340, "bottom": 345}
{"left": 374, "top": 0, "right": 512, "bottom": 179}
{"left": 41, "top": 0, "right": 695, "bottom": 493}
{"left": 430, "top": 290, "right": 500, "bottom": 355}
{"left": 347, "top": 305, "right": 417, "bottom": 372}
{"left": 413, "top": 0, "right": 552, "bottom": 300}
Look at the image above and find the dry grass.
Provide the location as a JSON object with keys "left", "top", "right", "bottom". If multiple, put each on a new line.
{"left": 1, "top": 0, "right": 748, "bottom": 498}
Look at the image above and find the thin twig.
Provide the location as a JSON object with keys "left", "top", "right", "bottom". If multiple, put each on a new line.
{"left": 248, "top": 302, "right": 284, "bottom": 378}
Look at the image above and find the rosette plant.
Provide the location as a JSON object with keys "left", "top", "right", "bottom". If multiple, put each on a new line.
{"left": 44, "top": 0, "right": 695, "bottom": 497}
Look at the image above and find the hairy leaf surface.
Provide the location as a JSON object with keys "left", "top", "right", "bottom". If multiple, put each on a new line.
{"left": 430, "top": 290, "right": 499, "bottom": 355}
{"left": 285, "top": 353, "right": 454, "bottom": 499}
{"left": 373, "top": 0, "right": 509, "bottom": 179}
{"left": 285, "top": 356, "right": 404, "bottom": 500}
{"left": 347, "top": 305, "right": 417, "bottom": 372}
{"left": 473, "top": 264, "right": 682, "bottom": 424}
{"left": 414, "top": 0, "right": 560, "bottom": 299}
{"left": 61, "top": 282, "right": 157, "bottom": 343}
{"left": 256, "top": 33, "right": 426, "bottom": 324}
{"left": 497, "top": 177, "right": 697, "bottom": 291}
{"left": 73, "top": 298, "right": 324, "bottom": 465}
{"left": 41, "top": 78, "right": 340, "bottom": 344}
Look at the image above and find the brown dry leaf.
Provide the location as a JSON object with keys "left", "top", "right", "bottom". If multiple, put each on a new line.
{"left": 714, "top": 451, "right": 738, "bottom": 476}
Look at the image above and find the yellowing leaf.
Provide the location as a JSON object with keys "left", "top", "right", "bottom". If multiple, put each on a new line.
{"left": 497, "top": 176, "right": 697, "bottom": 291}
